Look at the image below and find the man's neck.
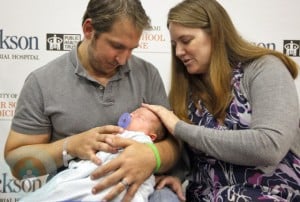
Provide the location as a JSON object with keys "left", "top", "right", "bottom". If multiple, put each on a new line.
{"left": 77, "top": 41, "right": 116, "bottom": 86}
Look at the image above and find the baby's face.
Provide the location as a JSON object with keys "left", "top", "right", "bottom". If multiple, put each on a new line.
{"left": 126, "top": 107, "right": 159, "bottom": 133}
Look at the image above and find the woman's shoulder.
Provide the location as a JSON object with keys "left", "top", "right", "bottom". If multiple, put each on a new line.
{"left": 245, "top": 55, "right": 283, "bottom": 70}
{"left": 243, "top": 54, "right": 290, "bottom": 79}
{"left": 241, "top": 54, "right": 295, "bottom": 99}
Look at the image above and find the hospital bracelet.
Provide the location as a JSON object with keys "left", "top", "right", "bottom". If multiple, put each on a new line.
{"left": 146, "top": 143, "right": 161, "bottom": 173}
{"left": 62, "top": 138, "right": 74, "bottom": 167}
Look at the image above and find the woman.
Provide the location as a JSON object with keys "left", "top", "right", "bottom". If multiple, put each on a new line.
{"left": 143, "top": 0, "right": 300, "bottom": 201}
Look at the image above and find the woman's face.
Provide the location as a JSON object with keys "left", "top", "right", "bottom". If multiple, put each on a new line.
{"left": 169, "top": 22, "right": 211, "bottom": 74}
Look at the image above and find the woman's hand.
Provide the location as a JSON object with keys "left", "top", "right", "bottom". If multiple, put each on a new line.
{"left": 142, "top": 103, "right": 180, "bottom": 135}
{"left": 155, "top": 175, "right": 186, "bottom": 201}
{"left": 68, "top": 125, "right": 123, "bottom": 165}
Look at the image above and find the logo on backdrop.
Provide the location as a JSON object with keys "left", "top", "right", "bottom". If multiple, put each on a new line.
{"left": 134, "top": 25, "right": 170, "bottom": 53}
{"left": 253, "top": 42, "right": 276, "bottom": 50}
{"left": 0, "top": 93, "right": 18, "bottom": 120}
{"left": 0, "top": 29, "right": 40, "bottom": 60}
{"left": 0, "top": 29, "right": 39, "bottom": 50}
{"left": 0, "top": 148, "right": 56, "bottom": 194}
{"left": 46, "top": 33, "right": 81, "bottom": 51}
{"left": 283, "top": 40, "right": 300, "bottom": 57}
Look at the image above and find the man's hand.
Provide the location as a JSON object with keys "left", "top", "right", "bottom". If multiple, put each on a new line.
{"left": 69, "top": 125, "right": 123, "bottom": 165}
{"left": 90, "top": 136, "right": 156, "bottom": 202}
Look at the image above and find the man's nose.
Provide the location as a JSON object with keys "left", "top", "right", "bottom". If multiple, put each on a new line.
{"left": 116, "top": 50, "right": 132, "bottom": 65}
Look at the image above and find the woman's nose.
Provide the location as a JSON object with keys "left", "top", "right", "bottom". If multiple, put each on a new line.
{"left": 175, "top": 45, "right": 185, "bottom": 57}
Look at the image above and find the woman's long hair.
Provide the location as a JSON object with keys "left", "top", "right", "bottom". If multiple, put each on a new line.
{"left": 167, "top": 0, "right": 298, "bottom": 122}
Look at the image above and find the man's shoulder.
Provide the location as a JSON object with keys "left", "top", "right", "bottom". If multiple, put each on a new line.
{"left": 128, "top": 55, "right": 156, "bottom": 70}
{"left": 126, "top": 55, "right": 160, "bottom": 80}
{"left": 32, "top": 51, "right": 74, "bottom": 77}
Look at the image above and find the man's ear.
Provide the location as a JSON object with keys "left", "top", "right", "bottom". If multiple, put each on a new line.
{"left": 148, "top": 132, "right": 157, "bottom": 142}
{"left": 82, "top": 18, "right": 94, "bottom": 39}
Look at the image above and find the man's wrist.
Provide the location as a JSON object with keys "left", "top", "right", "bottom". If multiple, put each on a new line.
{"left": 145, "top": 143, "right": 161, "bottom": 173}
{"left": 62, "top": 138, "right": 74, "bottom": 167}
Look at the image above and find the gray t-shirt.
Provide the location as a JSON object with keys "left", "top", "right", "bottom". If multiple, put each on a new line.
{"left": 11, "top": 47, "right": 169, "bottom": 141}
{"left": 175, "top": 55, "right": 300, "bottom": 165}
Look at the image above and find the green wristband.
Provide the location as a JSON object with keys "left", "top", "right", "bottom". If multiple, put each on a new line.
{"left": 146, "top": 143, "right": 161, "bottom": 173}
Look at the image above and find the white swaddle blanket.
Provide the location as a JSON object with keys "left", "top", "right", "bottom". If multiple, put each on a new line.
{"left": 20, "top": 131, "right": 155, "bottom": 202}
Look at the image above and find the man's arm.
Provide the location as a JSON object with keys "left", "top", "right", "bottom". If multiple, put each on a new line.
{"left": 5, "top": 125, "right": 123, "bottom": 179}
{"left": 155, "top": 134, "right": 181, "bottom": 173}
{"left": 4, "top": 130, "right": 64, "bottom": 179}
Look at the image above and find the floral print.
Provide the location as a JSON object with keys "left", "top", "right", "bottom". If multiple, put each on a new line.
{"left": 186, "top": 66, "right": 300, "bottom": 202}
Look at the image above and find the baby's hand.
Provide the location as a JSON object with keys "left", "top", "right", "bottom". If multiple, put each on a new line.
{"left": 155, "top": 175, "right": 186, "bottom": 201}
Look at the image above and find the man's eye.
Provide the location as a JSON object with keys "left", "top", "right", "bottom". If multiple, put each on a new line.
{"left": 182, "top": 39, "right": 191, "bottom": 44}
{"left": 112, "top": 43, "right": 124, "bottom": 49}
{"left": 113, "top": 45, "right": 123, "bottom": 49}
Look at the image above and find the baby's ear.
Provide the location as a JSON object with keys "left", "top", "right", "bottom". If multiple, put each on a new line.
{"left": 149, "top": 132, "right": 157, "bottom": 142}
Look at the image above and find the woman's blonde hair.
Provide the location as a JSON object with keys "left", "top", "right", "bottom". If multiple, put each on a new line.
{"left": 167, "top": 0, "right": 298, "bottom": 122}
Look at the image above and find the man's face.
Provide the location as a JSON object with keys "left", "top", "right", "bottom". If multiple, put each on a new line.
{"left": 87, "top": 19, "right": 142, "bottom": 76}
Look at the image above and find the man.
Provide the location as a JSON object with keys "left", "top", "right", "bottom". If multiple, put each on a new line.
{"left": 4, "top": 0, "right": 180, "bottom": 201}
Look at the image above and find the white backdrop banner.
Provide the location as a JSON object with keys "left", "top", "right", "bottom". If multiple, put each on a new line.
{"left": 1, "top": 0, "right": 299, "bottom": 200}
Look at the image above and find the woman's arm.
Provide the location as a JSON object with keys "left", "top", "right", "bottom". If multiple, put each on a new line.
{"left": 175, "top": 56, "right": 299, "bottom": 166}
{"left": 143, "top": 56, "right": 299, "bottom": 167}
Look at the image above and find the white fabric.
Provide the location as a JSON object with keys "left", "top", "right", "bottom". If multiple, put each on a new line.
{"left": 20, "top": 131, "right": 155, "bottom": 202}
